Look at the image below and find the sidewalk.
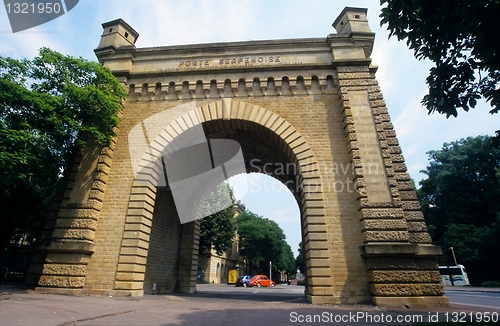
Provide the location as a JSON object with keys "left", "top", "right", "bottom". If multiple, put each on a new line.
{"left": 0, "top": 283, "right": 498, "bottom": 326}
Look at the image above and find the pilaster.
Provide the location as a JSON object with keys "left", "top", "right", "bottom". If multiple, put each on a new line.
{"left": 337, "top": 64, "right": 447, "bottom": 307}
{"left": 34, "top": 141, "right": 116, "bottom": 292}
{"left": 177, "top": 221, "right": 200, "bottom": 293}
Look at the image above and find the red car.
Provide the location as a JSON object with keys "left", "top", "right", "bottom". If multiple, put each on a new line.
{"left": 248, "top": 274, "right": 276, "bottom": 287}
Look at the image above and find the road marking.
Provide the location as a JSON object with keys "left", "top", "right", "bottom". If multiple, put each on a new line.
{"left": 449, "top": 293, "right": 500, "bottom": 299}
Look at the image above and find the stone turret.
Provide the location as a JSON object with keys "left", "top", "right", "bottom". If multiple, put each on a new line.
{"left": 332, "top": 7, "right": 371, "bottom": 35}
{"left": 97, "top": 18, "right": 139, "bottom": 49}
{"left": 328, "top": 7, "right": 374, "bottom": 60}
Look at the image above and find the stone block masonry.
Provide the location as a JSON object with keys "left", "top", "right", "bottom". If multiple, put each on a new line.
{"left": 30, "top": 7, "right": 448, "bottom": 308}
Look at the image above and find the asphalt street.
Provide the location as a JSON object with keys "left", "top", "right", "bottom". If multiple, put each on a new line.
{"left": 0, "top": 284, "right": 499, "bottom": 325}
{"left": 444, "top": 286, "right": 500, "bottom": 311}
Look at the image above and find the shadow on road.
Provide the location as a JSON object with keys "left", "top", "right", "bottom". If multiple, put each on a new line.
{"left": 151, "top": 285, "right": 309, "bottom": 305}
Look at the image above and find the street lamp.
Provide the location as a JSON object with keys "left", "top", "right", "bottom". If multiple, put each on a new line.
{"left": 269, "top": 261, "right": 272, "bottom": 282}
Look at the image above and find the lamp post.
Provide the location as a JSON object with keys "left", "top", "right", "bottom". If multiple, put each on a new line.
{"left": 450, "top": 247, "right": 458, "bottom": 266}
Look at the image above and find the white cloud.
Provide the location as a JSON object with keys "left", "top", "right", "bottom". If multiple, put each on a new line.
{"left": 0, "top": 31, "right": 66, "bottom": 59}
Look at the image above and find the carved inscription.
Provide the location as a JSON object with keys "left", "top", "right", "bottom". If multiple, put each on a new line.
{"left": 157, "top": 55, "right": 305, "bottom": 72}
{"left": 178, "top": 56, "right": 281, "bottom": 68}
{"left": 178, "top": 56, "right": 282, "bottom": 67}
{"left": 349, "top": 90, "right": 391, "bottom": 202}
{"left": 217, "top": 56, "right": 280, "bottom": 65}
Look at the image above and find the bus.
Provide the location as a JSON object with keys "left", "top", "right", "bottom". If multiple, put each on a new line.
{"left": 439, "top": 265, "right": 470, "bottom": 286}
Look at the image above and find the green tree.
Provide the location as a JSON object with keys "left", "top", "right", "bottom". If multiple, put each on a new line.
{"left": 442, "top": 224, "right": 489, "bottom": 263}
{"left": 235, "top": 211, "right": 288, "bottom": 270}
{"left": 198, "top": 183, "right": 236, "bottom": 256}
{"left": 275, "top": 241, "right": 296, "bottom": 277}
{"left": 419, "top": 136, "right": 500, "bottom": 235}
{"left": 380, "top": 0, "right": 500, "bottom": 137}
{"left": 0, "top": 48, "right": 126, "bottom": 251}
{"left": 418, "top": 135, "right": 500, "bottom": 283}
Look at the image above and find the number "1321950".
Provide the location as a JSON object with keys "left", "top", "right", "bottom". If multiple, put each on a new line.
{"left": 5, "top": 2, "right": 62, "bottom": 14}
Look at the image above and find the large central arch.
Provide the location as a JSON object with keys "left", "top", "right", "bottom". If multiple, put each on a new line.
{"left": 116, "top": 99, "right": 357, "bottom": 304}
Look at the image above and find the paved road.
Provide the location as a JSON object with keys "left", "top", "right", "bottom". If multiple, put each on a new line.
{"left": 1, "top": 284, "right": 499, "bottom": 325}
{"left": 445, "top": 287, "right": 500, "bottom": 311}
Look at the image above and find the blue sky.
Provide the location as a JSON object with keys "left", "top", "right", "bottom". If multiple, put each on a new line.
{"left": 2, "top": 1, "right": 499, "bottom": 254}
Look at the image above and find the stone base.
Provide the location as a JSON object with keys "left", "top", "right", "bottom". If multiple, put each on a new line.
{"left": 34, "top": 287, "right": 144, "bottom": 297}
{"left": 178, "top": 284, "right": 197, "bottom": 294}
{"left": 308, "top": 295, "right": 337, "bottom": 304}
{"left": 372, "top": 296, "right": 450, "bottom": 308}
{"left": 308, "top": 295, "right": 370, "bottom": 305}
{"left": 34, "top": 287, "right": 84, "bottom": 296}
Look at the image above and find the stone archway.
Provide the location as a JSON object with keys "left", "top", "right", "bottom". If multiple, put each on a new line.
{"left": 29, "top": 7, "right": 449, "bottom": 308}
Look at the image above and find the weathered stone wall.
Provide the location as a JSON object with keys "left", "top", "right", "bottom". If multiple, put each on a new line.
{"left": 81, "top": 132, "right": 138, "bottom": 295}
{"left": 142, "top": 188, "right": 182, "bottom": 294}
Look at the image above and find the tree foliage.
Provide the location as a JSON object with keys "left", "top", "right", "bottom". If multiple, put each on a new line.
{"left": 0, "top": 48, "right": 126, "bottom": 250}
{"left": 380, "top": 0, "right": 500, "bottom": 132}
{"left": 275, "top": 241, "right": 296, "bottom": 278}
{"left": 418, "top": 135, "right": 500, "bottom": 283}
{"left": 199, "top": 183, "right": 236, "bottom": 256}
{"left": 236, "top": 210, "right": 295, "bottom": 275}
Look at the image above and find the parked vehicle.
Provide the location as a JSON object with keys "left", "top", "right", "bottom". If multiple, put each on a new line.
{"left": 439, "top": 265, "right": 470, "bottom": 286}
{"left": 248, "top": 274, "right": 276, "bottom": 287}
{"left": 235, "top": 275, "right": 252, "bottom": 287}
